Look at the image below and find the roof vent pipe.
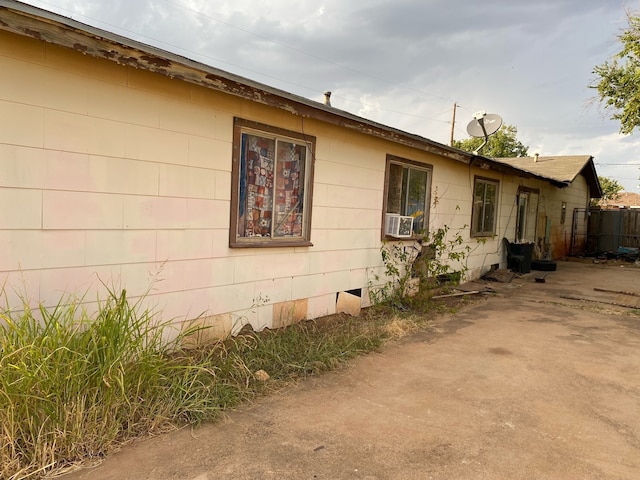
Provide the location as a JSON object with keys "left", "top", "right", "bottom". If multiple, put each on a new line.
{"left": 323, "top": 91, "right": 332, "bottom": 107}
{"left": 534, "top": 153, "right": 539, "bottom": 162}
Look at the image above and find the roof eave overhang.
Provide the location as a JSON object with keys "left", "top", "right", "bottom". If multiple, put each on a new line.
{"left": 469, "top": 157, "right": 568, "bottom": 188}
{"left": 0, "top": 0, "right": 471, "bottom": 165}
{"left": 582, "top": 157, "right": 602, "bottom": 198}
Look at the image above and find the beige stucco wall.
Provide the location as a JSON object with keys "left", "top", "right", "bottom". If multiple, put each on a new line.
{"left": 0, "top": 30, "right": 590, "bottom": 336}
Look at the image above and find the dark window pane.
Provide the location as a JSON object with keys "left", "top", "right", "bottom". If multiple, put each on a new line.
{"left": 239, "top": 133, "right": 275, "bottom": 238}
{"left": 406, "top": 168, "right": 427, "bottom": 233}
{"left": 472, "top": 179, "right": 498, "bottom": 236}
{"left": 483, "top": 183, "right": 496, "bottom": 232}
{"left": 386, "top": 163, "right": 403, "bottom": 214}
{"left": 273, "top": 141, "right": 306, "bottom": 237}
{"left": 472, "top": 181, "right": 486, "bottom": 234}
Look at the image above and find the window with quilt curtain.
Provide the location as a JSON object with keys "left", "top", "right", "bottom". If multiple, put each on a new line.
{"left": 231, "top": 118, "right": 315, "bottom": 247}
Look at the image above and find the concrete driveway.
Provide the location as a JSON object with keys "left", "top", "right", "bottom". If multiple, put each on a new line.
{"left": 63, "top": 260, "right": 640, "bottom": 480}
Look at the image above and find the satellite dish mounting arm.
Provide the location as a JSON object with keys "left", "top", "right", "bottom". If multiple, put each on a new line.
{"left": 473, "top": 116, "right": 489, "bottom": 155}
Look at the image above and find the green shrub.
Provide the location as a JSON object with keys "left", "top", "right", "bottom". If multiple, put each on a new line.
{"left": 368, "top": 224, "right": 470, "bottom": 309}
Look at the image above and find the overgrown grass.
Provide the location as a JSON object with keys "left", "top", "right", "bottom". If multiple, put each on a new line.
{"left": 0, "top": 289, "right": 451, "bottom": 479}
{"left": 233, "top": 314, "right": 387, "bottom": 379}
{"left": 0, "top": 290, "right": 226, "bottom": 480}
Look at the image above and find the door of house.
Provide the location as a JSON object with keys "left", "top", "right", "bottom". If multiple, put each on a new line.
{"left": 515, "top": 193, "right": 528, "bottom": 242}
{"left": 515, "top": 189, "right": 539, "bottom": 244}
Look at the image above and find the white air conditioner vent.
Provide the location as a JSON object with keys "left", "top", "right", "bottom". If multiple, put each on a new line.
{"left": 385, "top": 213, "right": 414, "bottom": 238}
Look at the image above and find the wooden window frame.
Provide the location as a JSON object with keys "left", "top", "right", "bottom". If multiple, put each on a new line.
{"left": 381, "top": 155, "right": 433, "bottom": 240}
{"left": 471, "top": 176, "right": 499, "bottom": 238}
{"left": 229, "top": 118, "right": 315, "bottom": 248}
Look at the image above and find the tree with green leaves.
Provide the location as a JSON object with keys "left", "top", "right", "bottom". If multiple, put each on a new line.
{"left": 595, "top": 176, "right": 624, "bottom": 205}
{"left": 453, "top": 124, "right": 529, "bottom": 158}
{"left": 592, "top": 13, "right": 640, "bottom": 134}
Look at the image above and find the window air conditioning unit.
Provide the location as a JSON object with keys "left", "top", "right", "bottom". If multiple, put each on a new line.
{"left": 385, "top": 213, "right": 414, "bottom": 238}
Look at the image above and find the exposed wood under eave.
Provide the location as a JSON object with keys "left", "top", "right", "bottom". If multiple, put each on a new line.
{"left": 0, "top": 2, "right": 471, "bottom": 165}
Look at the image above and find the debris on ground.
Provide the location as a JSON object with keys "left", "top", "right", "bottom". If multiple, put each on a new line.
{"left": 560, "top": 294, "right": 640, "bottom": 310}
{"left": 432, "top": 290, "right": 482, "bottom": 299}
{"left": 482, "top": 269, "right": 516, "bottom": 283}
{"left": 594, "top": 287, "right": 640, "bottom": 298}
{"left": 455, "top": 282, "right": 496, "bottom": 294}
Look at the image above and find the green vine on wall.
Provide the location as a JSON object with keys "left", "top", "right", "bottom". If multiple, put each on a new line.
{"left": 368, "top": 224, "right": 470, "bottom": 310}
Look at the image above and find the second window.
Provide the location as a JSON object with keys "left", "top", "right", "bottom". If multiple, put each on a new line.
{"left": 471, "top": 177, "right": 499, "bottom": 237}
{"left": 384, "top": 155, "right": 432, "bottom": 238}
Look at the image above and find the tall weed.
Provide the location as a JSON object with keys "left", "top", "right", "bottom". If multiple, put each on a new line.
{"left": 0, "top": 289, "right": 220, "bottom": 480}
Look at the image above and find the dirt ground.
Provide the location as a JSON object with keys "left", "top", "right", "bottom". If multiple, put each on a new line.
{"left": 61, "top": 260, "right": 640, "bottom": 480}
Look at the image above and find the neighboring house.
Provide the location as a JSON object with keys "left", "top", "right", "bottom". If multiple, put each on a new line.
{"left": 599, "top": 191, "right": 640, "bottom": 209}
{"left": 491, "top": 155, "right": 601, "bottom": 258}
{"left": 0, "top": 1, "right": 601, "bottom": 338}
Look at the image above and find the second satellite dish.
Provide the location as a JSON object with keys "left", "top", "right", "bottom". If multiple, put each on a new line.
{"left": 466, "top": 113, "right": 503, "bottom": 138}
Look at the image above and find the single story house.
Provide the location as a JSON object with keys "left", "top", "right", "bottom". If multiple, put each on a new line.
{"left": 0, "top": 1, "right": 601, "bottom": 338}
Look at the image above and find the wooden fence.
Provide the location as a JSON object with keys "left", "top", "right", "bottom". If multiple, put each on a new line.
{"left": 576, "top": 208, "right": 640, "bottom": 255}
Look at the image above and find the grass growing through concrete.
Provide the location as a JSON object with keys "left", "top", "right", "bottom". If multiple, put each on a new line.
{"left": 0, "top": 289, "right": 450, "bottom": 479}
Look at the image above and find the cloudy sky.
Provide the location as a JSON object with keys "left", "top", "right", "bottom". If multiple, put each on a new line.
{"left": 20, "top": 0, "right": 640, "bottom": 192}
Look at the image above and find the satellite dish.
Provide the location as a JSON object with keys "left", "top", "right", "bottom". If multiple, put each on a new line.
{"left": 466, "top": 113, "right": 503, "bottom": 138}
